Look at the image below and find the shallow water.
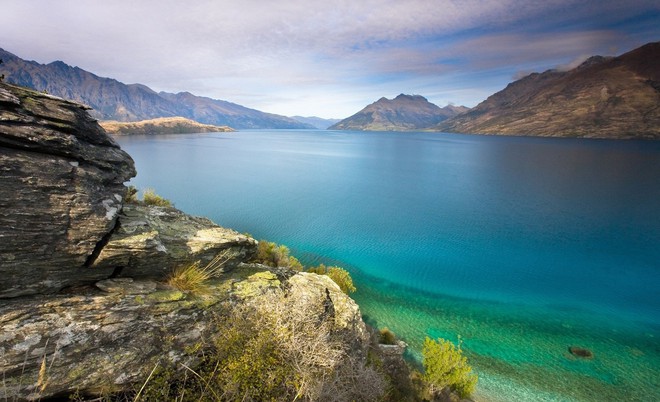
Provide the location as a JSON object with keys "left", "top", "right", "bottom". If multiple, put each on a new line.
{"left": 117, "top": 130, "right": 660, "bottom": 401}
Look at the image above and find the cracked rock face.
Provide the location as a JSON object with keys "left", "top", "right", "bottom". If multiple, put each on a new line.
{"left": 0, "top": 83, "right": 136, "bottom": 297}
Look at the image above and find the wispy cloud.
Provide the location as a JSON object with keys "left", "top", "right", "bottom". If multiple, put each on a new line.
{"left": 1, "top": 0, "right": 658, "bottom": 117}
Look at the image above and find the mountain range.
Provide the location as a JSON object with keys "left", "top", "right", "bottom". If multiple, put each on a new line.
{"left": 437, "top": 42, "right": 660, "bottom": 139}
{"left": 329, "top": 94, "right": 469, "bottom": 131}
{"left": 290, "top": 116, "right": 341, "bottom": 129}
{"left": 0, "top": 48, "right": 313, "bottom": 129}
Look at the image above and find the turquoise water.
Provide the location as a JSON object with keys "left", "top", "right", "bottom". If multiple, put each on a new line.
{"left": 116, "top": 130, "right": 660, "bottom": 401}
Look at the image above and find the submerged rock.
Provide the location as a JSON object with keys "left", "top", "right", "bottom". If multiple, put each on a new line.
{"left": 569, "top": 346, "right": 594, "bottom": 359}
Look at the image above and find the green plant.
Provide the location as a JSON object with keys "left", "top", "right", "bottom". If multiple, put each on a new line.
{"left": 125, "top": 185, "right": 139, "bottom": 204}
{"left": 308, "top": 264, "right": 356, "bottom": 294}
{"left": 422, "top": 336, "right": 477, "bottom": 399}
{"left": 167, "top": 250, "right": 234, "bottom": 295}
{"left": 253, "top": 240, "right": 302, "bottom": 270}
{"left": 379, "top": 327, "right": 397, "bottom": 345}
{"left": 326, "top": 266, "right": 356, "bottom": 294}
{"left": 142, "top": 188, "right": 172, "bottom": 207}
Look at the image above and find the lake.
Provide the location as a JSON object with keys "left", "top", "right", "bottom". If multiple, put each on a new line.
{"left": 116, "top": 130, "right": 660, "bottom": 401}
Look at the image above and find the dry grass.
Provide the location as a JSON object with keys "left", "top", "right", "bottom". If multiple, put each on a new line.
{"left": 167, "top": 250, "right": 235, "bottom": 295}
{"left": 142, "top": 188, "right": 172, "bottom": 207}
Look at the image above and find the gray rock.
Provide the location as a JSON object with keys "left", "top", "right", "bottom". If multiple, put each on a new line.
{"left": 91, "top": 204, "right": 257, "bottom": 279}
{"left": 0, "top": 82, "right": 136, "bottom": 297}
{"left": 0, "top": 266, "right": 368, "bottom": 400}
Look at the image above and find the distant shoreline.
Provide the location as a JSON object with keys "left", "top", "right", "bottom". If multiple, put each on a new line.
{"left": 100, "top": 116, "right": 234, "bottom": 135}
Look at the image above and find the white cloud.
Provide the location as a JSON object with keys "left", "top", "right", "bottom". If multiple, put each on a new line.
{"left": 1, "top": 0, "right": 658, "bottom": 117}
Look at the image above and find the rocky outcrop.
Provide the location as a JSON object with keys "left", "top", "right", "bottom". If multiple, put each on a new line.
{"left": 0, "top": 83, "right": 372, "bottom": 400}
{"left": 90, "top": 204, "right": 256, "bottom": 278}
{"left": 0, "top": 264, "right": 367, "bottom": 400}
{"left": 0, "top": 82, "right": 136, "bottom": 297}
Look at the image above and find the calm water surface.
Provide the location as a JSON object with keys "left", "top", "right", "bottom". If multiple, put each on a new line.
{"left": 117, "top": 130, "right": 660, "bottom": 401}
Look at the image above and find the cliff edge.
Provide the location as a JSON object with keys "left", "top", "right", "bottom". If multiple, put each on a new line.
{"left": 0, "top": 83, "right": 376, "bottom": 400}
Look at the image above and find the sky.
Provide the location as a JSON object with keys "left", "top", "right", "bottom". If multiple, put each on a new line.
{"left": 1, "top": 1, "right": 659, "bottom": 119}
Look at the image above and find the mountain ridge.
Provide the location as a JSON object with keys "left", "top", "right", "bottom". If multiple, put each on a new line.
{"left": 436, "top": 42, "right": 660, "bottom": 139}
{"left": 0, "top": 48, "right": 313, "bottom": 129}
{"left": 329, "top": 94, "right": 469, "bottom": 131}
{"left": 290, "top": 115, "right": 341, "bottom": 129}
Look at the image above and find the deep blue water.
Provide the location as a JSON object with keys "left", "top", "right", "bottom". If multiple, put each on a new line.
{"left": 117, "top": 130, "right": 660, "bottom": 401}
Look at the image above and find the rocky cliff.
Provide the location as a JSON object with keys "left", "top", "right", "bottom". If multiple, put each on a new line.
{"left": 436, "top": 42, "right": 660, "bottom": 139}
{"left": 0, "top": 83, "right": 374, "bottom": 400}
{"left": 330, "top": 94, "right": 469, "bottom": 131}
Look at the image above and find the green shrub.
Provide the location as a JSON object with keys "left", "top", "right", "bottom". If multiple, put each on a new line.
{"left": 253, "top": 240, "right": 302, "bottom": 271}
{"left": 379, "top": 327, "right": 397, "bottom": 345}
{"left": 422, "top": 336, "right": 477, "bottom": 398}
{"left": 309, "top": 264, "right": 356, "bottom": 294}
{"left": 125, "top": 185, "right": 139, "bottom": 204}
{"left": 307, "top": 263, "right": 328, "bottom": 275}
{"left": 142, "top": 188, "right": 173, "bottom": 207}
{"left": 327, "top": 266, "right": 356, "bottom": 294}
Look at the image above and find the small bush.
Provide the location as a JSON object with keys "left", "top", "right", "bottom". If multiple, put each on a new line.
{"left": 142, "top": 188, "right": 172, "bottom": 207}
{"left": 379, "top": 327, "right": 397, "bottom": 345}
{"left": 253, "top": 240, "right": 302, "bottom": 270}
{"left": 422, "top": 336, "right": 477, "bottom": 399}
{"left": 309, "top": 264, "right": 356, "bottom": 294}
{"left": 326, "top": 266, "right": 356, "bottom": 294}
{"left": 125, "top": 185, "right": 139, "bottom": 204}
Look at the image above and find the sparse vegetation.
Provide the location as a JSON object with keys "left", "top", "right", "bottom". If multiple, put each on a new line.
{"left": 125, "top": 185, "right": 139, "bottom": 203}
{"left": 252, "top": 240, "right": 303, "bottom": 271}
{"left": 142, "top": 188, "right": 173, "bottom": 207}
{"left": 308, "top": 263, "right": 356, "bottom": 294}
{"left": 167, "top": 250, "right": 235, "bottom": 295}
{"left": 379, "top": 327, "right": 397, "bottom": 345}
{"left": 137, "top": 293, "right": 386, "bottom": 401}
{"left": 422, "top": 336, "right": 478, "bottom": 399}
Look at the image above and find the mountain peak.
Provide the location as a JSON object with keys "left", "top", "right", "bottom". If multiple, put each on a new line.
{"left": 394, "top": 94, "right": 428, "bottom": 102}
{"left": 436, "top": 41, "right": 660, "bottom": 139}
{"left": 330, "top": 94, "right": 468, "bottom": 131}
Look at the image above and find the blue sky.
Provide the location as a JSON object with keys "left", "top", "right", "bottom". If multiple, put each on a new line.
{"left": 1, "top": 0, "right": 658, "bottom": 118}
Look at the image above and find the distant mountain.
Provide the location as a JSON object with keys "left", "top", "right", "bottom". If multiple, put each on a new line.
{"left": 290, "top": 116, "right": 341, "bottom": 129}
{"left": 0, "top": 48, "right": 311, "bottom": 129}
{"left": 329, "top": 94, "right": 469, "bottom": 131}
{"left": 436, "top": 42, "right": 660, "bottom": 139}
{"left": 100, "top": 117, "right": 234, "bottom": 135}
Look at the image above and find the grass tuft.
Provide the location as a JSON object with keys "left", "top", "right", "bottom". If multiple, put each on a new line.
{"left": 142, "top": 188, "right": 173, "bottom": 207}
{"left": 167, "top": 250, "right": 234, "bottom": 295}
